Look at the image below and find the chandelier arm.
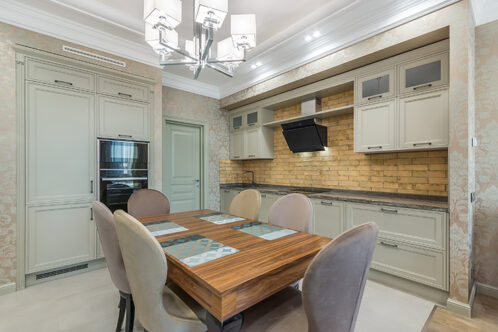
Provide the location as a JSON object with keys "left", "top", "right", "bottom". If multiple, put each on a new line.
{"left": 158, "top": 40, "right": 198, "bottom": 62}
{"left": 201, "top": 27, "right": 214, "bottom": 61}
{"left": 160, "top": 61, "right": 198, "bottom": 66}
{"left": 193, "top": 64, "right": 203, "bottom": 79}
{"left": 206, "top": 62, "right": 234, "bottom": 78}
{"left": 207, "top": 59, "right": 246, "bottom": 64}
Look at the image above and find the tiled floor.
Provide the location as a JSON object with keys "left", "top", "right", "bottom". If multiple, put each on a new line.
{"left": 0, "top": 268, "right": 435, "bottom": 332}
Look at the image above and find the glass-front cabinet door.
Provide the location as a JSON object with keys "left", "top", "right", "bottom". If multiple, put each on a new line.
{"left": 246, "top": 111, "right": 259, "bottom": 127}
{"left": 356, "top": 68, "right": 395, "bottom": 104}
{"left": 230, "top": 114, "right": 244, "bottom": 131}
{"left": 399, "top": 53, "right": 448, "bottom": 94}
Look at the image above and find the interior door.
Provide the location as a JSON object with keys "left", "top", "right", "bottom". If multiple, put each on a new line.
{"left": 163, "top": 121, "right": 202, "bottom": 213}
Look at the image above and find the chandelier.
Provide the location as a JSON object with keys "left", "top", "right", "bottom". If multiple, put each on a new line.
{"left": 144, "top": 0, "right": 257, "bottom": 79}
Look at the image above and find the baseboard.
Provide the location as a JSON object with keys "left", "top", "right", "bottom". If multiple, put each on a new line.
{"left": 476, "top": 282, "right": 498, "bottom": 298}
{"left": 446, "top": 297, "right": 472, "bottom": 318}
{"left": 0, "top": 282, "right": 16, "bottom": 296}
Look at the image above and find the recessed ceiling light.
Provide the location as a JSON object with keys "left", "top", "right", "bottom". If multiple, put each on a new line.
{"left": 313, "top": 31, "right": 321, "bottom": 38}
{"left": 251, "top": 64, "right": 257, "bottom": 69}
{"left": 305, "top": 35, "right": 312, "bottom": 42}
{"left": 256, "top": 61, "right": 262, "bottom": 66}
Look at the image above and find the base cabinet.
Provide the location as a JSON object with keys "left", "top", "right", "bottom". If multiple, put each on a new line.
{"left": 259, "top": 193, "right": 279, "bottom": 222}
{"left": 27, "top": 203, "right": 96, "bottom": 273}
{"left": 220, "top": 189, "right": 241, "bottom": 213}
{"left": 312, "top": 199, "right": 345, "bottom": 238}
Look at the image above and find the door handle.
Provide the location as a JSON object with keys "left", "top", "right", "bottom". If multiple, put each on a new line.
{"left": 118, "top": 92, "right": 132, "bottom": 98}
{"left": 194, "top": 179, "right": 200, "bottom": 188}
{"left": 367, "top": 146, "right": 383, "bottom": 150}
{"left": 118, "top": 134, "right": 133, "bottom": 139}
{"left": 413, "top": 142, "right": 432, "bottom": 147}
{"left": 261, "top": 194, "right": 267, "bottom": 198}
{"left": 320, "top": 201, "right": 333, "bottom": 206}
{"left": 380, "top": 241, "right": 398, "bottom": 248}
{"left": 90, "top": 208, "right": 93, "bottom": 221}
{"left": 248, "top": 154, "right": 256, "bottom": 158}
{"left": 367, "top": 95, "right": 383, "bottom": 100}
{"left": 90, "top": 180, "right": 94, "bottom": 194}
{"left": 380, "top": 208, "right": 398, "bottom": 214}
{"left": 413, "top": 83, "right": 432, "bottom": 91}
{"left": 54, "top": 80, "right": 73, "bottom": 86}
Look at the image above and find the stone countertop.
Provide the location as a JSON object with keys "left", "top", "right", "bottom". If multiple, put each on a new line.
{"left": 220, "top": 183, "right": 448, "bottom": 212}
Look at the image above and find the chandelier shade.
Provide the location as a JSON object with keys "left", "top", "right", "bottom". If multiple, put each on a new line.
{"left": 144, "top": 0, "right": 182, "bottom": 29}
{"left": 217, "top": 37, "right": 244, "bottom": 60}
{"left": 145, "top": 23, "right": 179, "bottom": 53}
{"left": 231, "top": 14, "right": 256, "bottom": 49}
{"left": 194, "top": 0, "right": 228, "bottom": 30}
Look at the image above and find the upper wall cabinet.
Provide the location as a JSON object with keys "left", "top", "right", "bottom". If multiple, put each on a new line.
{"left": 98, "top": 96, "right": 150, "bottom": 141}
{"left": 230, "top": 113, "right": 244, "bottom": 132}
{"left": 356, "top": 68, "right": 395, "bottom": 104}
{"left": 97, "top": 76, "right": 150, "bottom": 102}
{"left": 399, "top": 53, "right": 449, "bottom": 95}
{"left": 398, "top": 89, "right": 449, "bottom": 149}
{"left": 26, "top": 58, "right": 96, "bottom": 92}
{"left": 355, "top": 100, "right": 396, "bottom": 153}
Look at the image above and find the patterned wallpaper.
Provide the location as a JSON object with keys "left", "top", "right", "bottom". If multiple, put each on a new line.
{"left": 0, "top": 22, "right": 163, "bottom": 287}
{"left": 162, "top": 87, "right": 229, "bottom": 210}
{"left": 220, "top": 91, "right": 449, "bottom": 196}
{"left": 474, "top": 20, "right": 498, "bottom": 288}
{"left": 222, "top": 1, "right": 477, "bottom": 304}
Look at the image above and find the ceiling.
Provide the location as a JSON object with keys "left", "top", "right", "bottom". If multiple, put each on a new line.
{"left": 1, "top": 0, "right": 476, "bottom": 99}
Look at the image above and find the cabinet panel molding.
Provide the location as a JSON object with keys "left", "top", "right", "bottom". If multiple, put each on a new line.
{"left": 355, "top": 100, "right": 396, "bottom": 152}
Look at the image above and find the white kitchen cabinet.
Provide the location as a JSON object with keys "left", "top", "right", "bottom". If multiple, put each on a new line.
{"left": 399, "top": 53, "right": 449, "bottom": 95}
{"left": 354, "top": 100, "right": 396, "bottom": 153}
{"left": 220, "top": 189, "right": 240, "bottom": 213}
{"left": 26, "top": 58, "right": 96, "bottom": 92}
{"left": 97, "top": 75, "right": 150, "bottom": 102}
{"left": 26, "top": 83, "right": 96, "bottom": 204}
{"left": 356, "top": 68, "right": 395, "bottom": 104}
{"left": 312, "top": 199, "right": 345, "bottom": 238}
{"left": 27, "top": 203, "right": 96, "bottom": 273}
{"left": 229, "top": 131, "right": 245, "bottom": 160}
{"left": 98, "top": 96, "right": 149, "bottom": 141}
{"left": 259, "top": 192, "right": 280, "bottom": 222}
{"left": 398, "top": 90, "right": 449, "bottom": 150}
{"left": 230, "top": 114, "right": 244, "bottom": 132}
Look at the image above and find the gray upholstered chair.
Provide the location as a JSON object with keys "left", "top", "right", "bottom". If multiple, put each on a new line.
{"left": 127, "top": 189, "right": 170, "bottom": 218}
{"left": 93, "top": 201, "right": 135, "bottom": 332}
{"left": 229, "top": 189, "right": 262, "bottom": 220}
{"left": 241, "top": 222, "right": 379, "bottom": 332}
{"left": 113, "top": 210, "right": 207, "bottom": 332}
{"left": 268, "top": 193, "right": 313, "bottom": 232}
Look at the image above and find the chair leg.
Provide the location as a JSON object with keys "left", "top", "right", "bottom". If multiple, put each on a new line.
{"left": 124, "top": 293, "right": 135, "bottom": 332}
{"left": 116, "top": 294, "right": 126, "bottom": 332}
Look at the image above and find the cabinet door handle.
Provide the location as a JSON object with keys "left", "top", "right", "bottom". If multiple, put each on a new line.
{"left": 367, "top": 95, "right": 383, "bottom": 100}
{"left": 381, "top": 208, "right": 398, "bottom": 213}
{"left": 233, "top": 155, "right": 240, "bottom": 159}
{"left": 248, "top": 154, "right": 256, "bottom": 158}
{"left": 90, "top": 207, "right": 94, "bottom": 221}
{"left": 54, "top": 79, "right": 73, "bottom": 86}
{"left": 223, "top": 190, "right": 231, "bottom": 193}
{"left": 367, "top": 146, "right": 383, "bottom": 150}
{"left": 261, "top": 194, "right": 267, "bottom": 198}
{"left": 118, "top": 92, "right": 132, "bottom": 98}
{"left": 90, "top": 180, "right": 94, "bottom": 194}
{"left": 248, "top": 123, "right": 256, "bottom": 126}
{"left": 413, "top": 83, "right": 432, "bottom": 91}
{"left": 320, "top": 201, "right": 333, "bottom": 206}
{"left": 413, "top": 142, "right": 432, "bottom": 147}
{"left": 118, "top": 134, "right": 133, "bottom": 139}
{"left": 380, "top": 241, "right": 398, "bottom": 248}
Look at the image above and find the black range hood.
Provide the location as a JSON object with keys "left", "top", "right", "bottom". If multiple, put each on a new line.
{"left": 282, "top": 118, "right": 328, "bottom": 153}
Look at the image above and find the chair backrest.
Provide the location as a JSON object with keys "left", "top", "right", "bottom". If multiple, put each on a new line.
{"left": 114, "top": 210, "right": 170, "bottom": 332}
{"left": 302, "top": 222, "right": 379, "bottom": 332}
{"left": 92, "top": 201, "right": 130, "bottom": 294}
{"left": 127, "top": 189, "right": 170, "bottom": 218}
{"left": 229, "top": 189, "right": 262, "bottom": 220}
{"left": 268, "top": 193, "right": 313, "bottom": 232}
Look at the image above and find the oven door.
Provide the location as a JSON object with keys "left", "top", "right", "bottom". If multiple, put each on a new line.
{"left": 99, "top": 170, "right": 148, "bottom": 212}
{"left": 99, "top": 139, "right": 148, "bottom": 170}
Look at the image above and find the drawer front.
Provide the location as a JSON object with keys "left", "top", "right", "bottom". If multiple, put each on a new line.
{"left": 26, "top": 58, "right": 95, "bottom": 91}
{"left": 97, "top": 76, "right": 150, "bottom": 102}
{"left": 372, "top": 239, "right": 447, "bottom": 290}
{"left": 347, "top": 203, "right": 446, "bottom": 250}
{"left": 312, "top": 200, "right": 345, "bottom": 238}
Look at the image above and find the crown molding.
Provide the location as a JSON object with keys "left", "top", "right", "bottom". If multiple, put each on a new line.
{"left": 162, "top": 72, "right": 221, "bottom": 99}
{"left": 470, "top": 0, "right": 498, "bottom": 26}
{"left": 218, "top": 0, "right": 458, "bottom": 99}
{"left": 0, "top": 0, "right": 159, "bottom": 68}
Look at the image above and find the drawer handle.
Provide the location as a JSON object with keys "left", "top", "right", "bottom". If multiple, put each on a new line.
{"left": 261, "top": 194, "right": 267, "bottom": 198}
{"left": 54, "top": 79, "right": 73, "bottom": 86}
{"left": 90, "top": 207, "right": 94, "bottom": 221}
{"left": 248, "top": 154, "right": 256, "bottom": 158}
{"left": 248, "top": 123, "right": 256, "bottom": 126}
{"left": 381, "top": 208, "right": 398, "bottom": 213}
{"left": 367, "top": 95, "right": 383, "bottom": 100}
{"left": 118, "top": 92, "right": 132, "bottom": 98}
{"left": 320, "top": 201, "right": 333, "bottom": 206}
{"left": 118, "top": 134, "right": 133, "bottom": 138}
{"left": 223, "top": 190, "right": 230, "bottom": 193}
{"left": 90, "top": 180, "right": 94, "bottom": 194}
{"left": 380, "top": 241, "right": 398, "bottom": 248}
{"left": 413, "top": 142, "right": 432, "bottom": 147}
{"left": 367, "top": 146, "right": 383, "bottom": 150}
{"left": 413, "top": 83, "right": 433, "bottom": 91}
{"left": 233, "top": 156, "right": 240, "bottom": 159}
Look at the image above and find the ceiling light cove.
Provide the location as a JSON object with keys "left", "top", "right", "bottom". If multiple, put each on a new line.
{"left": 144, "top": 0, "right": 257, "bottom": 79}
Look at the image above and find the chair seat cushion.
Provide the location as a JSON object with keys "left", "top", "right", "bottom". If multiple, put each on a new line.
{"left": 164, "top": 280, "right": 207, "bottom": 323}
{"left": 242, "top": 287, "right": 308, "bottom": 332}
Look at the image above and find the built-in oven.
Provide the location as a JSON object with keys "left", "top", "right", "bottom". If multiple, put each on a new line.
{"left": 98, "top": 139, "right": 149, "bottom": 212}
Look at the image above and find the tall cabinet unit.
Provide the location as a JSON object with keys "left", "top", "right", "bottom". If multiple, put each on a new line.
{"left": 19, "top": 50, "right": 154, "bottom": 280}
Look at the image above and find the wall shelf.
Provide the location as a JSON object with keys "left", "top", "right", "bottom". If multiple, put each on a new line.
{"left": 263, "top": 104, "right": 354, "bottom": 127}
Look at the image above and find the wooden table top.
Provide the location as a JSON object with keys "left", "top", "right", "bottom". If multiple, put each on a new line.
{"left": 138, "top": 209, "right": 332, "bottom": 322}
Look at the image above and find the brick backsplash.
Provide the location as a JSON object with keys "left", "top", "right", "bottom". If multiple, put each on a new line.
{"left": 220, "top": 90, "right": 448, "bottom": 196}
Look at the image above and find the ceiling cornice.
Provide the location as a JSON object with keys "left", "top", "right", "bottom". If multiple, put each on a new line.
{"left": 162, "top": 72, "right": 221, "bottom": 99}
{"left": 470, "top": 0, "right": 498, "bottom": 26}
{"left": 0, "top": 0, "right": 159, "bottom": 68}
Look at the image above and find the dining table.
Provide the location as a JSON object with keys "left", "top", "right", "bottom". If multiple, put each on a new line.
{"left": 138, "top": 209, "right": 332, "bottom": 331}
